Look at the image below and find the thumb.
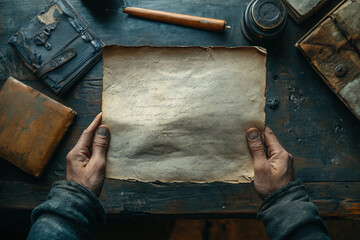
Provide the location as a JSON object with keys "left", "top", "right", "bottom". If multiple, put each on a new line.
{"left": 246, "top": 128, "right": 268, "bottom": 171}
{"left": 91, "top": 125, "right": 110, "bottom": 165}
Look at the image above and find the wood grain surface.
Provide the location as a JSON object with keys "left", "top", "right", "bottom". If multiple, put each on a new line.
{"left": 0, "top": 0, "right": 359, "bottom": 218}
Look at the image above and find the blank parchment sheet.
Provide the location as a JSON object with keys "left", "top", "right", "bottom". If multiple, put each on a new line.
{"left": 102, "top": 46, "right": 266, "bottom": 183}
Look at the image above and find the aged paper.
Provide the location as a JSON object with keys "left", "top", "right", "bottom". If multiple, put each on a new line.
{"left": 102, "top": 46, "right": 266, "bottom": 183}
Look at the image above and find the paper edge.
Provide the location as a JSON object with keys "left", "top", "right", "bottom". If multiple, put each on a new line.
{"left": 102, "top": 46, "right": 267, "bottom": 184}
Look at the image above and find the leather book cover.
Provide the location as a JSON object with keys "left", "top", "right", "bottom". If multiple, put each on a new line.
{"left": 0, "top": 77, "right": 76, "bottom": 177}
{"left": 8, "top": 0, "right": 104, "bottom": 95}
{"left": 296, "top": 0, "right": 360, "bottom": 120}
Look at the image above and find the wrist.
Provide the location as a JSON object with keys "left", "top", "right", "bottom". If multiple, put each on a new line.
{"left": 32, "top": 180, "right": 106, "bottom": 225}
{"left": 259, "top": 179, "right": 305, "bottom": 210}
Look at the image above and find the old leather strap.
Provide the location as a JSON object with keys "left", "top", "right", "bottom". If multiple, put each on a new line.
{"left": 35, "top": 48, "right": 77, "bottom": 77}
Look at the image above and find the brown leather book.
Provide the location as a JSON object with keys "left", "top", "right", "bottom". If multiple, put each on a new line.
{"left": 0, "top": 77, "right": 76, "bottom": 177}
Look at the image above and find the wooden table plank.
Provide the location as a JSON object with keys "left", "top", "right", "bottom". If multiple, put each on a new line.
{"left": 1, "top": 0, "right": 360, "bottom": 217}
{"left": 1, "top": 180, "right": 359, "bottom": 218}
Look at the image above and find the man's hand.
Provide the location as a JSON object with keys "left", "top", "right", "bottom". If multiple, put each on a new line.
{"left": 66, "top": 113, "right": 110, "bottom": 197}
{"left": 247, "top": 127, "right": 294, "bottom": 200}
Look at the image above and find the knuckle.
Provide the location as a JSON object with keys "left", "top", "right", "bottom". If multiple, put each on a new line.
{"left": 269, "top": 145, "right": 285, "bottom": 155}
{"left": 96, "top": 161, "right": 106, "bottom": 170}
{"left": 93, "top": 140, "right": 108, "bottom": 150}
{"left": 287, "top": 154, "right": 295, "bottom": 170}
{"left": 93, "top": 140, "right": 107, "bottom": 148}
{"left": 278, "top": 150, "right": 289, "bottom": 160}
{"left": 66, "top": 148, "right": 85, "bottom": 163}
{"left": 66, "top": 152, "right": 75, "bottom": 162}
{"left": 82, "top": 128, "right": 90, "bottom": 136}
{"left": 266, "top": 127, "right": 274, "bottom": 136}
{"left": 250, "top": 141, "right": 265, "bottom": 152}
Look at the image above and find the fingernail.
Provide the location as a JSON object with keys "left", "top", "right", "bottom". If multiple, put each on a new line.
{"left": 248, "top": 129, "right": 259, "bottom": 140}
{"left": 97, "top": 127, "right": 109, "bottom": 137}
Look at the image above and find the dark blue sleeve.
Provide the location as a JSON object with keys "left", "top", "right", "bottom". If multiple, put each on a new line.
{"left": 27, "top": 180, "right": 105, "bottom": 240}
{"left": 257, "top": 180, "right": 331, "bottom": 240}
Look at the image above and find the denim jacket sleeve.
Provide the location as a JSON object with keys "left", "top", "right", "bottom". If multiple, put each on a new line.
{"left": 27, "top": 180, "right": 105, "bottom": 240}
{"left": 258, "top": 179, "right": 331, "bottom": 240}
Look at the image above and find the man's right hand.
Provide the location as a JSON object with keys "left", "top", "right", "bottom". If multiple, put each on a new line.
{"left": 246, "top": 127, "right": 294, "bottom": 200}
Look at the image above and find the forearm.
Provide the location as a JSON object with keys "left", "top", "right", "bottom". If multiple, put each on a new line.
{"left": 27, "top": 180, "right": 105, "bottom": 240}
{"left": 258, "top": 180, "right": 330, "bottom": 240}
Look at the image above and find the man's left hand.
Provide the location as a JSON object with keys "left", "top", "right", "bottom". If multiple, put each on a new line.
{"left": 66, "top": 113, "right": 110, "bottom": 197}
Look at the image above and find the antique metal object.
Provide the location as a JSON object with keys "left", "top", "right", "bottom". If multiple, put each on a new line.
{"left": 241, "top": 0, "right": 287, "bottom": 45}
{"left": 334, "top": 63, "right": 347, "bottom": 78}
{"left": 34, "top": 22, "right": 58, "bottom": 50}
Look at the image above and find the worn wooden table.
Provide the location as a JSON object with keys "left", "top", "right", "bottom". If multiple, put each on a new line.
{"left": 0, "top": 0, "right": 359, "bottom": 218}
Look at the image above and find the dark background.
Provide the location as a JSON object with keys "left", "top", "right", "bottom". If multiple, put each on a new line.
{"left": 0, "top": 0, "right": 360, "bottom": 239}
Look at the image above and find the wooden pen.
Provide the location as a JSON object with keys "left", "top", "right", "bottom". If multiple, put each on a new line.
{"left": 123, "top": 7, "right": 229, "bottom": 32}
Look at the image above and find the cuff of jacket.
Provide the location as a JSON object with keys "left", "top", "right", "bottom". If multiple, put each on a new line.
{"left": 257, "top": 179, "right": 327, "bottom": 240}
{"left": 31, "top": 180, "right": 106, "bottom": 226}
